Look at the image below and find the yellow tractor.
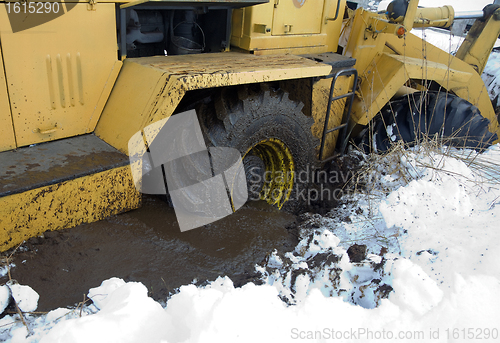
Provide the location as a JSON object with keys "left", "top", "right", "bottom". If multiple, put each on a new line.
{"left": 0, "top": 0, "right": 499, "bottom": 250}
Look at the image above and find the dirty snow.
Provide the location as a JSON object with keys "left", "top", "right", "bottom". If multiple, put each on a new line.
{"left": 1, "top": 143, "right": 499, "bottom": 342}
{"left": 0, "top": 263, "right": 13, "bottom": 278}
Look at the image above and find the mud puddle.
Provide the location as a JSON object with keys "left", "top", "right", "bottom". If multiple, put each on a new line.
{"left": 0, "top": 196, "right": 297, "bottom": 311}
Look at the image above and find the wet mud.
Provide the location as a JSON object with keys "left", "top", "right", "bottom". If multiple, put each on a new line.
{"left": 0, "top": 151, "right": 364, "bottom": 312}
{"left": 1, "top": 196, "right": 297, "bottom": 311}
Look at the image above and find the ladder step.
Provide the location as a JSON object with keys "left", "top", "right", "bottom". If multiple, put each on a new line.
{"left": 326, "top": 123, "right": 347, "bottom": 134}
{"left": 330, "top": 92, "right": 355, "bottom": 102}
{"left": 320, "top": 152, "right": 342, "bottom": 163}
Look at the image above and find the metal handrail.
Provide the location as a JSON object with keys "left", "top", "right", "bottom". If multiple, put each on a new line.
{"left": 318, "top": 68, "right": 358, "bottom": 162}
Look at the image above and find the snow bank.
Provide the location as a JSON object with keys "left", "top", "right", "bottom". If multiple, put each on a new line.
{"left": 1, "top": 144, "right": 499, "bottom": 343}
{"left": 39, "top": 280, "right": 171, "bottom": 343}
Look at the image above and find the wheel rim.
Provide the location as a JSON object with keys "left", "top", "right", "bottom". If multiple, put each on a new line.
{"left": 243, "top": 138, "right": 294, "bottom": 209}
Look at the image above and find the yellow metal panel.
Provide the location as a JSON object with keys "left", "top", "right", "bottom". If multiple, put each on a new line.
{"left": 134, "top": 52, "right": 328, "bottom": 75}
{"left": 0, "top": 43, "right": 16, "bottom": 152}
{"left": 252, "top": 45, "right": 326, "bottom": 55}
{"left": 456, "top": 7, "right": 500, "bottom": 75}
{"left": 232, "top": 8, "right": 245, "bottom": 39}
{"left": 0, "top": 3, "right": 118, "bottom": 147}
{"left": 231, "top": 0, "right": 345, "bottom": 53}
{"left": 272, "top": 0, "right": 325, "bottom": 35}
{"left": 235, "top": 33, "right": 328, "bottom": 51}
{"left": 384, "top": 33, "right": 500, "bottom": 141}
{"left": 0, "top": 165, "right": 141, "bottom": 252}
{"left": 86, "top": 60, "right": 123, "bottom": 132}
{"left": 352, "top": 53, "right": 406, "bottom": 126}
{"left": 232, "top": 2, "right": 275, "bottom": 48}
{"left": 352, "top": 53, "right": 472, "bottom": 126}
{"left": 344, "top": 8, "right": 499, "bottom": 142}
{"left": 95, "top": 60, "right": 173, "bottom": 154}
{"left": 96, "top": 52, "right": 331, "bottom": 154}
{"left": 344, "top": 9, "right": 386, "bottom": 73}
{"left": 323, "top": 0, "right": 345, "bottom": 53}
{"left": 391, "top": 54, "right": 472, "bottom": 83}
{"left": 167, "top": 53, "right": 331, "bottom": 90}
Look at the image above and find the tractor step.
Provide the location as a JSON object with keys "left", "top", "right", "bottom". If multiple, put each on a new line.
{"left": 318, "top": 68, "right": 359, "bottom": 162}
{"left": 0, "top": 134, "right": 141, "bottom": 252}
{"left": 301, "top": 52, "right": 356, "bottom": 69}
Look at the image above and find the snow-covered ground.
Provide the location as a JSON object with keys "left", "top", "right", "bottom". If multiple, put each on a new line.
{"left": 1, "top": 144, "right": 499, "bottom": 342}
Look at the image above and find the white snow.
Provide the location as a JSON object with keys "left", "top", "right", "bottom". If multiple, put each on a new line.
{"left": 0, "top": 285, "right": 11, "bottom": 314}
{"left": 0, "top": 143, "right": 498, "bottom": 342}
{"left": 7, "top": 282, "right": 39, "bottom": 313}
{"left": 86, "top": 277, "right": 127, "bottom": 310}
{"left": 39, "top": 281, "right": 171, "bottom": 343}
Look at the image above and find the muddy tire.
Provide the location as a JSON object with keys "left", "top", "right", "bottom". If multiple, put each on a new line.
{"left": 197, "top": 84, "right": 319, "bottom": 213}
{"left": 358, "top": 91, "right": 498, "bottom": 153}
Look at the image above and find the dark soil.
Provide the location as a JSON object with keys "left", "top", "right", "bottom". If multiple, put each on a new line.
{"left": 299, "top": 151, "right": 366, "bottom": 215}
{"left": 0, "top": 197, "right": 297, "bottom": 311}
{"left": 347, "top": 244, "right": 368, "bottom": 263}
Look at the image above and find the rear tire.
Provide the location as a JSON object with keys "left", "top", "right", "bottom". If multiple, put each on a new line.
{"left": 197, "top": 84, "right": 319, "bottom": 213}
{"left": 358, "top": 91, "right": 498, "bottom": 153}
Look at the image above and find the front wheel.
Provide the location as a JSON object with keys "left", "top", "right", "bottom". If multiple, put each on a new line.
{"left": 197, "top": 84, "right": 319, "bottom": 213}
{"left": 358, "top": 91, "right": 498, "bottom": 153}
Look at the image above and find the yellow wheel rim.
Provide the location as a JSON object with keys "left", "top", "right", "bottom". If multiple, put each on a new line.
{"left": 244, "top": 138, "right": 294, "bottom": 209}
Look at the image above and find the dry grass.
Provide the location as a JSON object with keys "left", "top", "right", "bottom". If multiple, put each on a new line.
{"left": 328, "top": 135, "right": 500, "bottom": 255}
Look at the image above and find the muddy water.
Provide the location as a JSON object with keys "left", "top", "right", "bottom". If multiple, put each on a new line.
{"left": 1, "top": 196, "right": 297, "bottom": 311}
